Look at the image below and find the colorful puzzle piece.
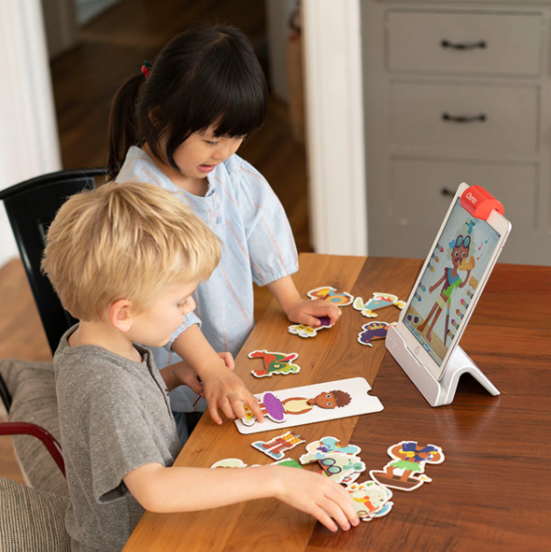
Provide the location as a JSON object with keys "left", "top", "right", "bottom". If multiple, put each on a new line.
{"left": 248, "top": 350, "right": 301, "bottom": 378}
{"left": 347, "top": 481, "right": 394, "bottom": 521}
{"left": 210, "top": 458, "right": 248, "bottom": 469}
{"left": 316, "top": 452, "right": 366, "bottom": 484}
{"left": 288, "top": 316, "right": 332, "bottom": 339}
{"left": 251, "top": 431, "right": 305, "bottom": 461}
{"left": 357, "top": 321, "right": 397, "bottom": 347}
{"left": 307, "top": 286, "right": 354, "bottom": 307}
{"left": 369, "top": 441, "right": 445, "bottom": 492}
{"left": 299, "top": 436, "right": 361, "bottom": 465}
{"left": 353, "top": 292, "right": 406, "bottom": 318}
{"left": 270, "top": 458, "right": 304, "bottom": 469}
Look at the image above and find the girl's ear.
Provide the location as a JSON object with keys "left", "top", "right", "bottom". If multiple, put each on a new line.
{"left": 109, "top": 299, "right": 134, "bottom": 333}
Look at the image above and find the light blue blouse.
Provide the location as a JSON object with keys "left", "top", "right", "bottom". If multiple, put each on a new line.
{"left": 116, "top": 147, "right": 299, "bottom": 411}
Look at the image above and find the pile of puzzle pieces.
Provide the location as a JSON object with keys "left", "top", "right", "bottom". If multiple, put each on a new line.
{"left": 212, "top": 435, "right": 445, "bottom": 523}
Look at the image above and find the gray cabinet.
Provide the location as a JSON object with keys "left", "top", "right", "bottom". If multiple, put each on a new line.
{"left": 362, "top": 1, "right": 551, "bottom": 264}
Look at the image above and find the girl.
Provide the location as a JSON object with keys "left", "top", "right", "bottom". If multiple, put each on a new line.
{"left": 106, "top": 25, "right": 341, "bottom": 441}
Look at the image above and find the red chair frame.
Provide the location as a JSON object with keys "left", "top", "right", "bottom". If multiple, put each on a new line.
{"left": 0, "top": 421, "right": 65, "bottom": 477}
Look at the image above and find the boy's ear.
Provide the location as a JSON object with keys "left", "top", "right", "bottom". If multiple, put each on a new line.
{"left": 109, "top": 299, "right": 134, "bottom": 333}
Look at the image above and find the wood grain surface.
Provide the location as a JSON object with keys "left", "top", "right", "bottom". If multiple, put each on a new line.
{"left": 124, "top": 254, "right": 551, "bottom": 552}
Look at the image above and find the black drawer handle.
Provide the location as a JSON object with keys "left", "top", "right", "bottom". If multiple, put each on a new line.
{"left": 441, "top": 39, "right": 487, "bottom": 50}
{"left": 442, "top": 113, "right": 487, "bottom": 123}
{"left": 441, "top": 187, "right": 456, "bottom": 197}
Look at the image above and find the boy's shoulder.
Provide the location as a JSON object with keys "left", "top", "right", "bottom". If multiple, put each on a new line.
{"left": 54, "top": 329, "right": 152, "bottom": 402}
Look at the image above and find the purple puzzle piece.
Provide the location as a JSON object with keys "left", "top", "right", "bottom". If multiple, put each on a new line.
{"left": 262, "top": 392, "right": 285, "bottom": 422}
{"left": 358, "top": 321, "right": 393, "bottom": 347}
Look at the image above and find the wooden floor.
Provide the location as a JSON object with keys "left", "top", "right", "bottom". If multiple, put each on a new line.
{"left": 0, "top": 0, "right": 308, "bottom": 483}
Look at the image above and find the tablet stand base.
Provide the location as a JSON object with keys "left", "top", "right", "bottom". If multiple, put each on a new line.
{"left": 385, "top": 325, "right": 499, "bottom": 407}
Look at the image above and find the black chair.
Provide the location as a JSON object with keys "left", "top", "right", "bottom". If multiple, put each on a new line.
{"left": 0, "top": 168, "right": 107, "bottom": 378}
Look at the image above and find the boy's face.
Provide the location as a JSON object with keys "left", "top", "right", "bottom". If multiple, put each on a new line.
{"left": 172, "top": 126, "right": 244, "bottom": 179}
{"left": 126, "top": 279, "right": 199, "bottom": 347}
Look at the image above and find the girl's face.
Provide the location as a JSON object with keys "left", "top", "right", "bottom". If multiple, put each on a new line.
{"left": 172, "top": 127, "right": 245, "bottom": 180}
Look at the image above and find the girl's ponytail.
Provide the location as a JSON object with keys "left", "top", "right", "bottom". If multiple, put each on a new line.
{"left": 106, "top": 74, "right": 143, "bottom": 181}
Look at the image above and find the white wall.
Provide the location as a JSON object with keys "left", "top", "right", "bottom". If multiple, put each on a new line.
{"left": 0, "top": 0, "right": 61, "bottom": 268}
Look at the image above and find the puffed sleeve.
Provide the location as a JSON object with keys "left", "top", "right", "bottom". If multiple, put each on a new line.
{"left": 233, "top": 158, "right": 299, "bottom": 286}
{"left": 164, "top": 311, "right": 201, "bottom": 351}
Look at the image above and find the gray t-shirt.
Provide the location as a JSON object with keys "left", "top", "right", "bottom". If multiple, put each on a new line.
{"left": 54, "top": 326, "right": 181, "bottom": 552}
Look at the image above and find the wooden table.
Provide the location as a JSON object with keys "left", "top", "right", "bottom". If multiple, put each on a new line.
{"left": 124, "top": 254, "right": 551, "bottom": 552}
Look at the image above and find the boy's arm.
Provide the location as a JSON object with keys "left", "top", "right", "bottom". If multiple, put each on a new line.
{"left": 171, "top": 326, "right": 264, "bottom": 425}
{"left": 123, "top": 462, "right": 359, "bottom": 532}
{"left": 268, "top": 275, "right": 341, "bottom": 327}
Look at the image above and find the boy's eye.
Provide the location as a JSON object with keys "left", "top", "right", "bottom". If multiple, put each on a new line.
{"left": 205, "top": 140, "right": 219, "bottom": 146}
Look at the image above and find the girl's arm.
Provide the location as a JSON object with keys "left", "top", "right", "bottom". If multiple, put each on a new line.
{"left": 171, "top": 326, "right": 264, "bottom": 425}
{"left": 268, "top": 276, "right": 341, "bottom": 327}
{"left": 123, "top": 462, "right": 359, "bottom": 533}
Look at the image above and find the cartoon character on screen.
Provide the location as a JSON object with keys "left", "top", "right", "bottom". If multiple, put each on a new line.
{"left": 417, "top": 231, "right": 476, "bottom": 343}
{"left": 369, "top": 441, "right": 444, "bottom": 492}
{"left": 241, "top": 390, "right": 352, "bottom": 426}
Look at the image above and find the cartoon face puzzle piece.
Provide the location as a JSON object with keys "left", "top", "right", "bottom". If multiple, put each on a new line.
{"left": 353, "top": 292, "right": 406, "bottom": 318}
{"left": 299, "top": 436, "right": 362, "bottom": 465}
{"left": 307, "top": 286, "right": 354, "bottom": 307}
{"left": 211, "top": 458, "right": 248, "bottom": 469}
{"left": 317, "top": 452, "right": 366, "bottom": 484}
{"left": 347, "top": 481, "right": 394, "bottom": 522}
{"left": 288, "top": 316, "right": 332, "bottom": 339}
{"left": 358, "top": 321, "right": 397, "bottom": 347}
{"left": 248, "top": 350, "right": 301, "bottom": 378}
{"left": 369, "top": 441, "right": 445, "bottom": 492}
{"left": 251, "top": 431, "right": 305, "bottom": 461}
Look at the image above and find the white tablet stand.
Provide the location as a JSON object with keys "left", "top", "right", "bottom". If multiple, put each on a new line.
{"left": 385, "top": 325, "right": 499, "bottom": 407}
{"left": 384, "top": 185, "right": 504, "bottom": 407}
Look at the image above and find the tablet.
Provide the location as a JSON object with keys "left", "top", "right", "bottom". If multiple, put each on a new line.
{"left": 395, "top": 183, "right": 512, "bottom": 381}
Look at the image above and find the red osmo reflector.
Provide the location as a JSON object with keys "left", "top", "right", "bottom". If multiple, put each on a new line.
{"left": 460, "top": 185, "right": 504, "bottom": 221}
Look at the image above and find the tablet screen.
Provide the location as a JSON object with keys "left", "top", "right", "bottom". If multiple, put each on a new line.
{"left": 403, "top": 199, "right": 501, "bottom": 367}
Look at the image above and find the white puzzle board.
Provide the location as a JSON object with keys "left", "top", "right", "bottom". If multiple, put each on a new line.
{"left": 235, "top": 377, "right": 384, "bottom": 435}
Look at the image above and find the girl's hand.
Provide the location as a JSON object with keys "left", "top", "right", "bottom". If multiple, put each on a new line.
{"left": 270, "top": 466, "right": 359, "bottom": 532}
{"left": 285, "top": 298, "right": 342, "bottom": 327}
{"left": 201, "top": 367, "right": 264, "bottom": 425}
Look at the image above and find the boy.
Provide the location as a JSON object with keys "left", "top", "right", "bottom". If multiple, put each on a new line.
{"left": 41, "top": 182, "right": 358, "bottom": 552}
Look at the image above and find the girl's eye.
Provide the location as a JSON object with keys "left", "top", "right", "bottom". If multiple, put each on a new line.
{"left": 178, "top": 300, "right": 189, "bottom": 308}
{"left": 205, "top": 140, "right": 218, "bottom": 146}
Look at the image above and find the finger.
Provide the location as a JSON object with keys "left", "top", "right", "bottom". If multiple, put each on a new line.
{"left": 186, "top": 379, "right": 204, "bottom": 395}
{"left": 327, "top": 486, "right": 360, "bottom": 526}
{"left": 224, "top": 353, "right": 235, "bottom": 371}
{"left": 301, "top": 314, "right": 322, "bottom": 327}
{"left": 245, "top": 393, "right": 264, "bottom": 423}
{"left": 326, "top": 306, "right": 342, "bottom": 325}
{"left": 207, "top": 399, "right": 223, "bottom": 425}
{"left": 318, "top": 497, "right": 351, "bottom": 531}
{"left": 219, "top": 395, "right": 236, "bottom": 420}
{"left": 229, "top": 394, "right": 246, "bottom": 419}
{"left": 310, "top": 505, "right": 338, "bottom": 532}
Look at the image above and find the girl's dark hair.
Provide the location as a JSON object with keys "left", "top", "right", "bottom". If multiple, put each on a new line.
{"left": 107, "top": 25, "right": 268, "bottom": 180}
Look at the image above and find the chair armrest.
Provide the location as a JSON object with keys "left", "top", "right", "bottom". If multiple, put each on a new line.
{"left": 0, "top": 422, "right": 65, "bottom": 477}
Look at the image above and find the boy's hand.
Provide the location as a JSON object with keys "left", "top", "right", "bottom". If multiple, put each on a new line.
{"left": 284, "top": 298, "right": 342, "bottom": 327}
{"left": 217, "top": 351, "right": 235, "bottom": 371}
{"left": 160, "top": 361, "right": 204, "bottom": 394}
{"left": 271, "top": 466, "right": 359, "bottom": 532}
{"left": 201, "top": 367, "right": 264, "bottom": 425}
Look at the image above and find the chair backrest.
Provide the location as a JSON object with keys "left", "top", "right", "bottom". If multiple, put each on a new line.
{"left": 0, "top": 168, "right": 107, "bottom": 355}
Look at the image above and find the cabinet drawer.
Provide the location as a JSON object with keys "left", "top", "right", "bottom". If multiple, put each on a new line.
{"left": 390, "top": 82, "right": 538, "bottom": 155}
{"left": 388, "top": 158, "right": 537, "bottom": 230}
{"left": 387, "top": 11, "right": 543, "bottom": 77}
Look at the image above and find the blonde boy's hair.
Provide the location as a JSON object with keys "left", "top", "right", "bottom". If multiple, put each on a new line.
{"left": 41, "top": 181, "right": 221, "bottom": 321}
